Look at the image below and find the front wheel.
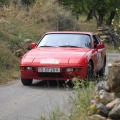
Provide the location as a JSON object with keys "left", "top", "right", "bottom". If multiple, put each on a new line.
{"left": 21, "top": 78, "right": 33, "bottom": 86}
{"left": 86, "top": 61, "right": 93, "bottom": 81}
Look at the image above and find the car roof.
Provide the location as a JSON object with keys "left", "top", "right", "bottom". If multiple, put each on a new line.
{"left": 45, "top": 31, "right": 94, "bottom": 35}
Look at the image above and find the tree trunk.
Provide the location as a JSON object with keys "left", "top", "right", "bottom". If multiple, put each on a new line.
{"left": 86, "top": 7, "right": 93, "bottom": 21}
{"left": 106, "top": 11, "right": 116, "bottom": 26}
{"left": 97, "top": 9, "right": 105, "bottom": 27}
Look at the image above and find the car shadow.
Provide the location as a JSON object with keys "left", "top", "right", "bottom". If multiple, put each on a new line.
{"left": 29, "top": 80, "right": 74, "bottom": 90}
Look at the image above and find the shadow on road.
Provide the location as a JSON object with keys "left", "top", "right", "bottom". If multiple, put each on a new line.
{"left": 29, "top": 80, "right": 74, "bottom": 90}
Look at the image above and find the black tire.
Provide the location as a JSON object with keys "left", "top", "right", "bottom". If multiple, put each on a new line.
{"left": 98, "top": 62, "right": 106, "bottom": 76}
{"left": 86, "top": 61, "right": 93, "bottom": 81}
{"left": 21, "top": 78, "right": 33, "bottom": 86}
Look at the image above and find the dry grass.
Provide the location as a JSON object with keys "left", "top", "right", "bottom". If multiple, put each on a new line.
{"left": 0, "top": 1, "right": 103, "bottom": 120}
{"left": 0, "top": 41, "right": 19, "bottom": 83}
{"left": 0, "top": 0, "right": 98, "bottom": 83}
{"left": 0, "top": 0, "right": 76, "bottom": 83}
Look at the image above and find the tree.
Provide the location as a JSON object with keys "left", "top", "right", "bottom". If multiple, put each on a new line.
{"left": 58, "top": 0, "right": 120, "bottom": 26}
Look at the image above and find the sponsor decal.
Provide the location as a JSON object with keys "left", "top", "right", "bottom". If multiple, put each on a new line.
{"left": 40, "top": 58, "right": 60, "bottom": 64}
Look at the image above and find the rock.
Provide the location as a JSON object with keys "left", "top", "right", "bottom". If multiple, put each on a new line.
{"left": 88, "top": 114, "right": 107, "bottom": 120}
{"left": 100, "top": 35, "right": 111, "bottom": 43}
{"left": 99, "top": 90, "right": 115, "bottom": 105}
{"left": 88, "top": 56, "right": 120, "bottom": 120}
{"left": 103, "top": 31, "right": 110, "bottom": 35}
{"left": 94, "top": 94, "right": 101, "bottom": 104}
{"left": 109, "top": 103, "right": 120, "bottom": 119}
{"left": 97, "top": 27, "right": 104, "bottom": 31}
{"left": 23, "top": 39, "right": 32, "bottom": 51}
{"left": 96, "top": 103, "right": 109, "bottom": 117}
{"left": 106, "top": 118, "right": 113, "bottom": 120}
{"left": 114, "top": 57, "right": 120, "bottom": 63}
{"left": 106, "top": 98, "right": 120, "bottom": 110}
{"left": 99, "top": 90, "right": 109, "bottom": 105}
{"left": 95, "top": 81, "right": 106, "bottom": 92}
{"left": 100, "top": 35, "right": 111, "bottom": 40}
{"left": 104, "top": 63, "right": 120, "bottom": 92}
{"left": 93, "top": 81, "right": 107, "bottom": 104}
{"left": 103, "top": 26, "right": 110, "bottom": 30}
{"left": 95, "top": 31, "right": 103, "bottom": 37}
{"left": 114, "top": 92, "right": 120, "bottom": 98}
{"left": 14, "top": 49, "right": 24, "bottom": 57}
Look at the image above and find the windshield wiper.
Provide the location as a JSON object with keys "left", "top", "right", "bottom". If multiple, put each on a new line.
{"left": 59, "top": 45, "right": 81, "bottom": 48}
{"left": 39, "top": 45, "right": 55, "bottom": 47}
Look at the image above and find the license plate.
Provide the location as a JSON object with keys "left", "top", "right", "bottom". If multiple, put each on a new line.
{"left": 38, "top": 67, "right": 60, "bottom": 73}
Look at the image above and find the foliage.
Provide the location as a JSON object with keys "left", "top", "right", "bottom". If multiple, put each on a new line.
{"left": 0, "top": 41, "right": 19, "bottom": 83}
{"left": 0, "top": 0, "right": 9, "bottom": 5}
{"left": 0, "top": 0, "right": 35, "bottom": 5}
{"left": 68, "top": 78, "right": 95, "bottom": 119}
{"left": 58, "top": 0, "right": 120, "bottom": 26}
{"left": 0, "top": 0, "right": 81, "bottom": 83}
{"left": 112, "top": 8, "right": 120, "bottom": 43}
{"left": 39, "top": 78, "right": 95, "bottom": 120}
{"left": 21, "top": 0, "right": 35, "bottom": 5}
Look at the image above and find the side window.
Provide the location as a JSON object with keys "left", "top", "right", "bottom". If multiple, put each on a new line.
{"left": 84, "top": 35, "right": 91, "bottom": 48}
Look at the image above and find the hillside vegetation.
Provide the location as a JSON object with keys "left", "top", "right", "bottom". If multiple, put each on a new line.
{"left": 0, "top": 0, "right": 97, "bottom": 83}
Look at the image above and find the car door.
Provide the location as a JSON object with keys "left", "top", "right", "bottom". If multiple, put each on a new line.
{"left": 92, "top": 35, "right": 103, "bottom": 71}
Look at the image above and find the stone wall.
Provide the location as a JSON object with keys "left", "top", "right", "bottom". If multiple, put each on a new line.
{"left": 88, "top": 58, "right": 120, "bottom": 120}
{"left": 95, "top": 26, "right": 116, "bottom": 45}
{"left": 14, "top": 39, "right": 32, "bottom": 57}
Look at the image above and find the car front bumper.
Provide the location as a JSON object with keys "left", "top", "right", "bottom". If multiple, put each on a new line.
{"left": 20, "top": 66, "right": 88, "bottom": 80}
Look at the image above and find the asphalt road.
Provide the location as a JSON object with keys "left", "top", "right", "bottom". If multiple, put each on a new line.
{"left": 0, "top": 54, "right": 120, "bottom": 120}
{"left": 0, "top": 80, "right": 73, "bottom": 120}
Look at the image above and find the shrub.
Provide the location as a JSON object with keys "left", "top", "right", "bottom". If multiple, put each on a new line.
{"left": 0, "top": 0, "right": 80, "bottom": 83}
{"left": 21, "top": 0, "right": 35, "bottom": 5}
{"left": 0, "top": 0, "right": 9, "bottom": 5}
{"left": 0, "top": 41, "right": 19, "bottom": 83}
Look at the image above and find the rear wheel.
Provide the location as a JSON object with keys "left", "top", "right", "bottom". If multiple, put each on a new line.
{"left": 21, "top": 78, "right": 33, "bottom": 86}
{"left": 98, "top": 62, "right": 106, "bottom": 76}
{"left": 98, "top": 57, "right": 106, "bottom": 77}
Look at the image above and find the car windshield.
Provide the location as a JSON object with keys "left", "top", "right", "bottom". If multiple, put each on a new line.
{"left": 37, "top": 33, "right": 91, "bottom": 48}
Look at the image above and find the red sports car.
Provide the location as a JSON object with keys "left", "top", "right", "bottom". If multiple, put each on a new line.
{"left": 20, "top": 31, "right": 106, "bottom": 85}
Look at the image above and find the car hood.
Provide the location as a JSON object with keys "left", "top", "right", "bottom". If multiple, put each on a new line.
{"left": 22, "top": 48, "right": 90, "bottom": 66}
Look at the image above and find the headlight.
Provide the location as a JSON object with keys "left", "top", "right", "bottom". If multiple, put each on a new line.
{"left": 26, "top": 67, "right": 33, "bottom": 70}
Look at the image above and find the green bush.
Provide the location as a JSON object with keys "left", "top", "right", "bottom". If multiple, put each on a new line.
{"left": 56, "top": 14, "right": 76, "bottom": 31}
{"left": 21, "top": 0, "right": 35, "bottom": 5}
{"left": 0, "top": 42, "right": 18, "bottom": 71}
{"left": 0, "top": 41, "right": 19, "bottom": 83}
{"left": 0, "top": 0, "right": 9, "bottom": 5}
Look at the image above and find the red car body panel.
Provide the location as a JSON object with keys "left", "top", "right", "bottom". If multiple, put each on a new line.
{"left": 20, "top": 31, "right": 106, "bottom": 81}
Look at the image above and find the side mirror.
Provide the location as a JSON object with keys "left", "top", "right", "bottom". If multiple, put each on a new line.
{"left": 30, "top": 43, "right": 37, "bottom": 49}
{"left": 97, "top": 44, "right": 104, "bottom": 49}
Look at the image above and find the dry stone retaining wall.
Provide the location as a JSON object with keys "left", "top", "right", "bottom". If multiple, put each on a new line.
{"left": 88, "top": 58, "right": 120, "bottom": 120}
{"left": 95, "top": 26, "right": 115, "bottom": 45}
